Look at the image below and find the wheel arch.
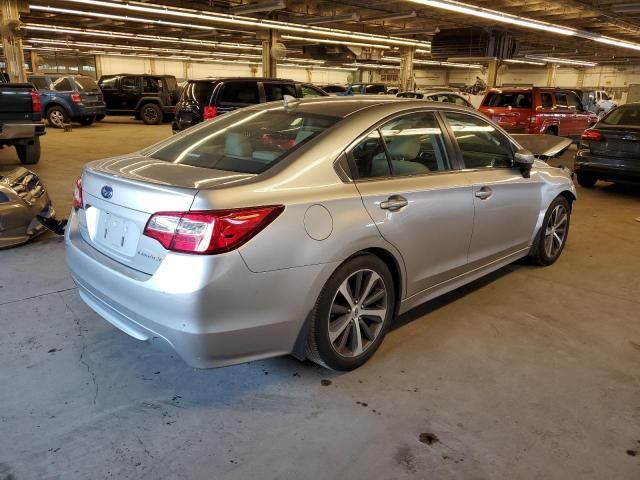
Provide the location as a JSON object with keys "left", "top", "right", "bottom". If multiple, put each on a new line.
{"left": 558, "top": 189, "right": 576, "bottom": 211}
{"left": 135, "top": 97, "right": 162, "bottom": 111}
{"left": 45, "top": 102, "right": 70, "bottom": 115}
{"left": 354, "top": 247, "right": 404, "bottom": 315}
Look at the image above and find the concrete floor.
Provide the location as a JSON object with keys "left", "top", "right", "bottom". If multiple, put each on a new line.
{"left": 1, "top": 120, "right": 639, "bottom": 480}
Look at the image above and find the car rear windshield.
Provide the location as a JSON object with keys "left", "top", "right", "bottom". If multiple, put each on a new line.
{"left": 181, "top": 81, "right": 216, "bottom": 104}
{"left": 600, "top": 106, "right": 640, "bottom": 127}
{"left": 148, "top": 110, "right": 339, "bottom": 174}
{"left": 483, "top": 92, "right": 533, "bottom": 109}
{"left": 75, "top": 77, "right": 100, "bottom": 92}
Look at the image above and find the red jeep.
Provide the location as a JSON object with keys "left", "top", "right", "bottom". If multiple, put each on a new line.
{"left": 479, "top": 87, "right": 597, "bottom": 139}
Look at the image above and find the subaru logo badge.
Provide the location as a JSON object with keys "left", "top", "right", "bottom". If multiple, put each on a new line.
{"left": 101, "top": 185, "right": 113, "bottom": 199}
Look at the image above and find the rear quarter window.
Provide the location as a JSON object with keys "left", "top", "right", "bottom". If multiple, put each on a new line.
{"left": 52, "top": 77, "right": 73, "bottom": 92}
{"left": 74, "top": 77, "right": 100, "bottom": 92}
{"left": 98, "top": 77, "right": 118, "bottom": 89}
{"left": 483, "top": 92, "right": 532, "bottom": 108}
{"left": 29, "top": 77, "right": 49, "bottom": 90}
{"left": 219, "top": 81, "right": 260, "bottom": 105}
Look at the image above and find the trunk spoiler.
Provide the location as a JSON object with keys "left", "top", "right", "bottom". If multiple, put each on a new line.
{"left": 512, "top": 134, "right": 573, "bottom": 159}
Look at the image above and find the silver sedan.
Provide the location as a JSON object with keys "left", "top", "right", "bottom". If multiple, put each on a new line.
{"left": 65, "top": 97, "right": 576, "bottom": 371}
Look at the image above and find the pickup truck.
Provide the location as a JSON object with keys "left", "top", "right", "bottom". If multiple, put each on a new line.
{"left": 0, "top": 83, "right": 45, "bottom": 164}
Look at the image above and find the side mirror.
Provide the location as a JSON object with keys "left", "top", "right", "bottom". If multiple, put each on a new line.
{"left": 514, "top": 149, "right": 535, "bottom": 178}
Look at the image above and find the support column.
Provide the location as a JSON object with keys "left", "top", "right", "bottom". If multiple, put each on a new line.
{"left": 261, "top": 29, "right": 277, "bottom": 78}
{"left": 29, "top": 50, "right": 38, "bottom": 73}
{"left": 486, "top": 59, "right": 498, "bottom": 88}
{"left": 182, "top": 60, "right": 190, "bottom": 80}
{"left": 305, "top": 66, "right": 312, "bottom": 83}
{"left": 576, "top": 68, "right": 585, "bottom": 89}
{"left": 399, "top": 47, "right": 415, "bottom": 92}
{"left": 546, "top": 63, "right": 558, "bottom": 87}
{"left": 0, "top": 0, "right": 27, "bottom": 82}
{"left": 149, "top": 57, "right": 156, "bottom": 74}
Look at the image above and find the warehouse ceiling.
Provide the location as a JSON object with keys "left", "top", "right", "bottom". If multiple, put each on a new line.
{"left": 15, "top": 0, "right": 640, "bottom": 66}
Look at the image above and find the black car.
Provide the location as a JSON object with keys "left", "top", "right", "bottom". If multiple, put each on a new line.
{"left": 172, "top": 78, "right": 328, "bottom": 132}
{"left": 575, "top": 104, "right": 640, "bottom": 187}
{"left": 98, "top": 74, "right": 179, "bottom": 125}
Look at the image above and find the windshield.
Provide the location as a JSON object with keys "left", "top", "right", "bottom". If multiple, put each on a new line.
{"left": 148, "top": 109, "right": 339, "bottom": 174}
{"left": 483, "top": 92, "right": 532, "bottom": 108}
{"left": 75, "top": 77, "right": 100, "bottom": 92}
{"left": 600, "top": 106, "right": 640, "bottom": 127}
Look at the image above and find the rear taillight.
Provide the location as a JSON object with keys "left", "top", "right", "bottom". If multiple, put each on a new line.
{"left": 70, "top": 91, "right": 82, "bottom": 103}
{"left": 31, "top": 89, "right": 41, "bottom": 113}
{"left": 203, "top": 105, "right": 217, "bottom": 120}
{"left": 72, "top": 176, "right": 83, "bottom": 210}
{"left": 143, "top": 206, "right": 284, "bottom": 255}
{"left": 581, "top": 129, "right": 603, "bottom": 142}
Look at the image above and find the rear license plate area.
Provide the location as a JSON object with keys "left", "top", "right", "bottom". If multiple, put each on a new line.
{"left": 86, "top": 207, "right": 140, "bottom": 257}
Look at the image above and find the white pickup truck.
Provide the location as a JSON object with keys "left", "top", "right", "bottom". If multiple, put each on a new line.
{"left": 591, "top": 90, "right": 617, "bottom": 118}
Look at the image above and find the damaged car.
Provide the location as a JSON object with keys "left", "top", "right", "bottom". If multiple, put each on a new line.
{"left": 0, "top": 167, "right": 65, "bottom": 248}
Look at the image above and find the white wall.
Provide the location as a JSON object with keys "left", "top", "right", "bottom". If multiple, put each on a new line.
{"left": 96, "top": 54, "right": 353, "bottom": 84}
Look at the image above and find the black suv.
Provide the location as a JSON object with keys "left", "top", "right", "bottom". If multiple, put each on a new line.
{"left": 172, "top": 78, "right": 328, "bottom": 132}
{"left": 98, "top": 74, "right": 179, "bottom": 125}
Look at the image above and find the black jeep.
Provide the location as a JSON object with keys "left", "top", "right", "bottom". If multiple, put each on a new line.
{"left": 98, "top": 74, "right": 179, "bottom": 125}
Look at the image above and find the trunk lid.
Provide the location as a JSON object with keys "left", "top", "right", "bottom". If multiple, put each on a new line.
{"left": 512, "top": 134, "right": 573, "bottom": 159}
{"left": 79, "top": 153, "right": 254, "bottom": 274}
{"left": 588, "top": 126, "right": 640, "bottom": 159}
{"left": 0, "top": 84, "right": 35, "bottom": 122}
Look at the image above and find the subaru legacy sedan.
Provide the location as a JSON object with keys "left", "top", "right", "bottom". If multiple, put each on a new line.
{"left": 65, "top": 97, "right": 576, "bottom": 371}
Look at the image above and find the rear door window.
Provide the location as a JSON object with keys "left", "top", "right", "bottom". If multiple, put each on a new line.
{"left": 52, "top": 77, "right": 73, "bottom": 91}
{"left": 601, "top": 107, "right": 640, "bottom": 126}
{"left": 366, "top": 84, "right": 386, "bottom": 94}
{"left": 445, "top": 112, "right": 514, "bottom": 169}
{"left": 99, "top": 77, "right": 118, "bottom": 90}
{"left": 219, "top": 81, "right": 259, "bottom": 106}
{"left": 149, "top": 110, "right": 337, "bottom": 174}
{"left": 554, "top": 92, "right": 568, "bottom": 108}
{"left": 143, "top": 77, "right": 161, "bottom": 93}
{"left": 540, "top": 92, "right": 553, "bottom": 109}
{"left": 264, "top": 83, "right": 297, "bottom": 102}
{"left": 483, "top": 92, "right": 532, "bottom": 108}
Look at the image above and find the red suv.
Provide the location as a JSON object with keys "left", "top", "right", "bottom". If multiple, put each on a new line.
{"left": 479, "top": 87, "right": 597, "bottom": 138}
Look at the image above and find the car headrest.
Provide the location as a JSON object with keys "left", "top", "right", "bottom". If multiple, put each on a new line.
{"left": 386, "top": 135, "right": 421, "bottom": 160}
{"left": 225, "top": 132, "right": 252, "bottom": 158}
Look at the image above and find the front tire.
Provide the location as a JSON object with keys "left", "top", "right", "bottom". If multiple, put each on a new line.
{"left": 306, "top": 254, "right": 395, "bottom": 371}
{"left": 529, "top": 196, "right": 571, "bottom": 266}
{"left": 46, "top": 106, "right": 69, "bottom": 128}
{"left": 15, "top": 137, "right": 40, "bottom": 165}
{"left": 140, "top": 103, "right": 163, "bottom": 125}
{"left": 576, "top": 173, "right": 597, "bottom": 188}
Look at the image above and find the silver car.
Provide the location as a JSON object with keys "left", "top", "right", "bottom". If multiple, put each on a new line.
{"left": 65, "top": 97, "right": 576, "bottom": 371}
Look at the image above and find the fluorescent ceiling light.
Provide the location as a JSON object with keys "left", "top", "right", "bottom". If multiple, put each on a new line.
{"left": 281, "top": 34, "right": 391, "bottom": 49}
{"left": 407, "top": 0, "right": 576, "bottom": 36}
{"left": 362, "top": 11, "right": 417, "bottom": 22}
{"left": 408, "top": 0, "right": 640, "bottom": 54}
{"left": 526, "top": 55, "right": 597, "bottom": 67}
{"left": 298, "top": 13, "right": 360, "bottom": 25}
{"left": 24, "top": 23, "right": 262, "bottom": 51}
{"left": 386, "top": 28, "right": 440, "bottom": 36}
{"left": 32, "top": 1, "right": 431, "bottom": 48}
{"left": 230, "top": 0, "right": 286, "bottom": 15}
{"left": 503, "top": 59, "right": 546, "bottom": 66}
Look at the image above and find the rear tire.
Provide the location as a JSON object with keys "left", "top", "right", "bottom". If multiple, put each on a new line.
{"left": 576, "top": 173, "right": 597, "bottom": 188}
{"left": 529, "top": 196, "right": 571, "bottom": 266}
{"left": 46, "top": 106, "right": 69, "bottom": 128}
{"left": 15, "top": 137, "right": 40, "bottom": 165}
{"left": 545, "top": 127, "right": 558, "bottom": 135}
{"left": 305, "top": 254, "right": 395, "bottom": 371}
{"left": 79, "top": 116, "right": 95, "bottom": 126}
{"left": 140, "top": 103, "right": 163, "bottom": 125}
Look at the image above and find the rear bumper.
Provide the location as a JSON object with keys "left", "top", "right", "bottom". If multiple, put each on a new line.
{"left": 71, "top": 105, "right": 106, "bottom": 118}
{"left": 575, "top": 150, "right": 640, "bottom": 183}
{"left": 64, "top": 209, "right": 334, "bottom": 368}
{"left": 0, "top": 122, "right": 45, "bottom": 141}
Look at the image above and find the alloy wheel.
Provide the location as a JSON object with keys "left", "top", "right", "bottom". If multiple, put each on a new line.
{"left": 143, "top": 107, "right": 158, "bottom": 123}
{"left": 328, "top": 269, "right": 389, "bottom": 358}
{"left": 544, "top": 204, "right": 568, "bottom": 258}
{"left": 49, "top": 110, "right": 65, "bottom": 127}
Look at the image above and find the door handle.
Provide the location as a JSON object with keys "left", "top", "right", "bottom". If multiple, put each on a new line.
{"left": 380, "top": 195, "right": 408, "bottom": 211}
{"left": 474, "top": 187, "right": 493, "bottom": 200}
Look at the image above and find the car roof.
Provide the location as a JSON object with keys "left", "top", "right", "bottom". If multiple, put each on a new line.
{"left": 188, "top": 77, "right": 298, "bottom": 83}
{"left": 242, "top": 96, "right": 473, "bottom": 118}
